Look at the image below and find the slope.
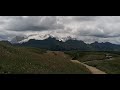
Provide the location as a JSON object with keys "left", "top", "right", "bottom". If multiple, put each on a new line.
{"left": 0, "top": 41, "right": 91, "bottom": 74}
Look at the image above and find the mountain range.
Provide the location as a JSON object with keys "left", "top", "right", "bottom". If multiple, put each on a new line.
{"left": 11, "top": 36, "right": 120, "bottom": 51}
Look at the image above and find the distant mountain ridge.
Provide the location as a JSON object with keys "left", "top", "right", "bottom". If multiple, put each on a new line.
{"left": 12, "top": 36, "right": 120, "bottom": 51}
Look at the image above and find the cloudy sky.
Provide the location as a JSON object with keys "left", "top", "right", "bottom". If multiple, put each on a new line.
{"left": 0, "top": 16, "right": 120, "bottom": 44}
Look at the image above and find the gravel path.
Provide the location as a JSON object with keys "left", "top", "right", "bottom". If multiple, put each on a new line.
{"left": 71, "top": 60, "right": 106, "bottom": 74}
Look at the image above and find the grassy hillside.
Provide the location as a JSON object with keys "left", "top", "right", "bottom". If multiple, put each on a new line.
{"left": 65, "top": 51, "right": 120, "bottom": 74}
{"left": 84, "top": 55, "right": 120, "bottom": 74}
{"left": 0, "top": 42, "right": 91, "bottom": 74}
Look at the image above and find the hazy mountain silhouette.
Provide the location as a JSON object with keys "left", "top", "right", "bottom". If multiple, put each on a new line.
{"left": 13, "top": 36, "right": 120, "bottom": 51}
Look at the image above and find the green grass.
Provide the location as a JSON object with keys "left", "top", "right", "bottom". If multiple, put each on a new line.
{"left": 85, "top": 57, "right": 120, "bottom": 74}
{"left": 64, "top": 51, "right": 107, "bottom": 62}
{"left": 65, "top": 50, "right": 120, "bottom": 74}
{"left": 0, "top": 42, "right": 91, "bottom": 74}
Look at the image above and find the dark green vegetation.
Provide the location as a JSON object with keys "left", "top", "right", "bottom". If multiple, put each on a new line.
{"left": 64, "top": 51, "right": 107, "bottom": 62}
{"left": 17, "top": 37, "right": 120, "bottom": 51}
{"left": 65, "top": 51, "right": 120, "bottom": 74}
{"left": 0, "top": 41, "right": 91, "bottom": 74}
{"left": 85, "top": 59, "right": 120, "bottom": 74}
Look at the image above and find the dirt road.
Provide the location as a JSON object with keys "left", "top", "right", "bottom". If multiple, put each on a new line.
{"left": 71, "top": 60, "right": 106, "bottom": 74}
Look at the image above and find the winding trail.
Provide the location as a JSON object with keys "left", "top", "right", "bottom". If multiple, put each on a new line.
{"left": 71, "top": 60, "right": 106, "bottom": 74}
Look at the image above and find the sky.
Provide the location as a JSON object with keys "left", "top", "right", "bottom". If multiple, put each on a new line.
{"left": 0, "top": 16, "right": 120, "bottom": 44}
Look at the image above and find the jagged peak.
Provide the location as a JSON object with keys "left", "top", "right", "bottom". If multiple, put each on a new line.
{"left": 10, "top": 34, "right": 117, "bottom": 46}
{"left": 11, "top": 34, "right": 78, "bottom": 43}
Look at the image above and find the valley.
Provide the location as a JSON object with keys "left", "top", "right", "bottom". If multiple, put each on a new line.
{"left": 1, "top": 16, "right": 120, "bottom": 74}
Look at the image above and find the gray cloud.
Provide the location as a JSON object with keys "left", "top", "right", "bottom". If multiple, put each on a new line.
{"left": 72, "top": 16, "right": 98, "bottom": 22}
{"left": 4, "top": 16, "right": 64, "bottom": 31}
{"left": 1, "top": 16, "right": 120, "bottom": 44}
